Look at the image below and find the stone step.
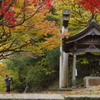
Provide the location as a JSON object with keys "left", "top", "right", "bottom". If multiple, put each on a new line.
{"left": 64, "top": 95, "right": 100, "bottom": 99}
{"left": 0, "top": 93, "right": 64, "bottom": 100}
{"left": 1, "top": 94, "right": 100, "bottom": 100}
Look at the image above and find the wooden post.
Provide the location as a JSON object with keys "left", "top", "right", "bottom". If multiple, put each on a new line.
{"left": 72, "top": 53, "right": 77, "bottom": 88}
{"left": 59, "top": 9, "right": 70, "bottom": 89}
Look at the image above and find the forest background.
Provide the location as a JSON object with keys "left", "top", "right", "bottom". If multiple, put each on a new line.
{"left": 0, "top": 0, "right": 100, "bottom": 93}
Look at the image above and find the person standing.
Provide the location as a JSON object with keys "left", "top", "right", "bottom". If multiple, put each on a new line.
{"left": 4, "top": 75, "right": 12, "bottom": 92}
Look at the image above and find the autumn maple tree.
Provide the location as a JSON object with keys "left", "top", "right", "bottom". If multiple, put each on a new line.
{"left": 0, "top": 0, "right": 60, "bottom": 59}
{"left": 75, "top": 0, "right": 100, "bottom": 14}
{"left": 0, "top": 0, "right": 53, "bottom": 27}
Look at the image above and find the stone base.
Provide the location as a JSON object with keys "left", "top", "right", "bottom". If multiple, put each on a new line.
{"left": 84, "top": 76, "right": 100, "bottom": 88}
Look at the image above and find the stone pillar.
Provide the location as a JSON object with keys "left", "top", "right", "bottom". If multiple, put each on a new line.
{"left": 72, "top": 53, "right": 77, "bottom": 88}
{"left": 59, "top": 9, "right": 70, "bottom": 89}
{"left": 59, "top": 51, "right": 69, "bottom": 88}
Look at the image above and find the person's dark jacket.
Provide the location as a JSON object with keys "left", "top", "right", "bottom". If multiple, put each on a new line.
{"left": 4, "top": 77, "right": 12, "bottom": 86}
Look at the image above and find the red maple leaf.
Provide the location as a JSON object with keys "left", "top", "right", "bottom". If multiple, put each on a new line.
{"left": 2, "top": 0, "right": 11, "bottom": 6}
{"left": 4, "top": 11, "right": 15, "bottom": 19}
{"left": 0, "top": 7, "right": 7, "bottom": 14}
{"left": 32, "top": 0, "right": 36, "bottom": 3}
{"left": 8, "top": 19, "right": 18, "bottom": 25}
{"left": 44, "top": 0, "right": 53, "bottom": 8}
{"left": 75, "top": 0, "right": 100, "bottom": 14}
